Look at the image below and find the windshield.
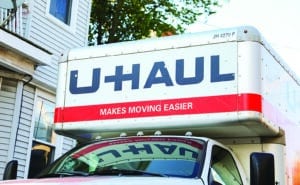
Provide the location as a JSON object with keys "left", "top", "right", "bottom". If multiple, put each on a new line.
{"left": 38, "top": 137, "right": 206, "bottom": 178}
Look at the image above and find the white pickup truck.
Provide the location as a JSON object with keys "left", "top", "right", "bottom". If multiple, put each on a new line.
{"left": 2, "top": 26, "right": 300, "bottom": 185}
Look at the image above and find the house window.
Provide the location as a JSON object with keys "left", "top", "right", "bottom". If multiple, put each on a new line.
{"left": 30, "top": 92, "right": 57, "bottom": 178}
{"left": 49, "top": 0, "right": 72, "bottom": 24}
{"left": 33, "top": 97, "right": 55, "bottom": 143}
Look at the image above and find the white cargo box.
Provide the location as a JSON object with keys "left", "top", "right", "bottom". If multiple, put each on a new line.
{"left": 54, "top": 26, "right": 300, "bottom": 141}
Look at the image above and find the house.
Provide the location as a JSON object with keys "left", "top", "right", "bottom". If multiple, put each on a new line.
{"left": 0, "top": 0, "right": 91, "bottom": 178}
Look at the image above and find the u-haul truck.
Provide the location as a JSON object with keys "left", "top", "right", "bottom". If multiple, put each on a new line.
{"left": 2, "top": 26, "right": 300, "bottom": 185}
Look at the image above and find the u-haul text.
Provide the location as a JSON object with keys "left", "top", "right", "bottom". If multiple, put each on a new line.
{"left": 69, "top": 55, "right": 235, "bottom": 94}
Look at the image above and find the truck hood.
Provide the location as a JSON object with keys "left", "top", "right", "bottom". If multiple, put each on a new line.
{"left": 0, "top": 177, "right": 204, "bottom": 185}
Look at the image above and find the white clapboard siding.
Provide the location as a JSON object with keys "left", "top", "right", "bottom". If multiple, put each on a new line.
{"left": 0, "top": 78, "right": 17, "bottom": 175}
{"left": 62, "top": 137, "right": 76, "bottom": 154}
{"left": 25, "top": 0, "right": 91, "bottom": 157}
{"left": 13, "top": 84, "right": 35, "bottom": 178}
{"left": 1, "top": 0, "right": 91, "bottom": 179}
{"left": 26, "top": 0, "right": 91, "bottom": 89}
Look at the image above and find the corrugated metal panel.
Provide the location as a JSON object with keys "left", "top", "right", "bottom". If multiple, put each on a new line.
{"left": 0, "top": 78, "right": 17, "bottom": 175}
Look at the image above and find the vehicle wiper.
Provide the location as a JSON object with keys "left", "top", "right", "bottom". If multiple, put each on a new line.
{"left": 37, "top": 170, "right": 89, "bottom": 178}
{"left": 94, "top": 169, "right": 167, "bottom": 177}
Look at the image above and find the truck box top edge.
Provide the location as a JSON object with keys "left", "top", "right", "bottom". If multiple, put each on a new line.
{"left": 65, "top": 26, "right": 262, "bottom": 61}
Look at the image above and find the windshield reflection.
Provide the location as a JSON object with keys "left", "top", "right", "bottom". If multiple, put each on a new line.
{"left": 38, "top": 137, "right": 206, "bottom": 178}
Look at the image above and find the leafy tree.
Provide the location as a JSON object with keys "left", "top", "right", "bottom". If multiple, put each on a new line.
{"left": 89, "top": 0, "right": 220, "bottom": 45}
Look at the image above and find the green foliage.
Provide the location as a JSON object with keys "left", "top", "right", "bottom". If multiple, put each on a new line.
{"left": 89, "top": 0, "right": 220, "bottom": 45}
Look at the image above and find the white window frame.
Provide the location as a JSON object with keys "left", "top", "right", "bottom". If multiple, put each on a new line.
{"left": 25, "top": 89, "right": 57, "bottom": 177}
{"left": 45, "top": 0, "right": 78, "bottom": 33}
{"left": 32, "top": 89, "right": 56, "bottom": 145}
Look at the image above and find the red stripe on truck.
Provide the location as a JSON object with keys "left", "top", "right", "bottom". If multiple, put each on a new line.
{"left": 54, "top": 93, "right": 261, "bottom": 123}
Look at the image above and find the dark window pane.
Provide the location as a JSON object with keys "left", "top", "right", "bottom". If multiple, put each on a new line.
{"left": 49, "top": 0, "right": 71, "bottom": 24}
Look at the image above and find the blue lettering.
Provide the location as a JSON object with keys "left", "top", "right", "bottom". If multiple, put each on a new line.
{"left": 68, "top": 55, "right": 235, "bottom": 94}
{"left": 176, "top": 57, "right": 204, "bottom": 85}
{"left": 154, "top": 144, "right": 177, "bottom": 154}
{"left": 179, "top": 147, "right": 198, "bottom": 159}
{"left": 105, "top": 64, "right": 140, "bottom": 91}
{"left": 211, "top": 55, "right": 235, "bottom": 82}
{"left": 122, "top": 144, "right": 153, "bottom": 154}
{"left": 144, "top": 62, "right": 173, "bottom": 88}
{"left": 69, "top": 68, "right": 100, "bottom": 94}
{"left": 97, "top": 150, "right": 121, "bottom": 158}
